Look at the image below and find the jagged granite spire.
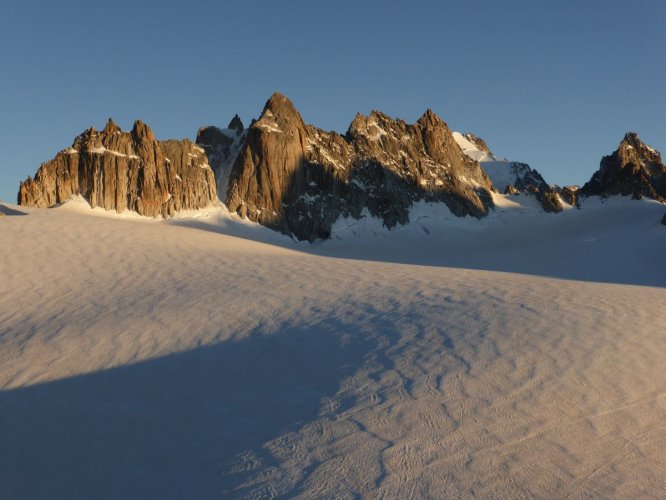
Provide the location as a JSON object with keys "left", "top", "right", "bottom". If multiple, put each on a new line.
{"left": 227, "top": 114, "right": 244, "bottom": 134}
{"left": 102, "top": 118, "right": 121, "bottom": 135}
{"left": 581, "top": 132, "right": 666, "bottom": 201}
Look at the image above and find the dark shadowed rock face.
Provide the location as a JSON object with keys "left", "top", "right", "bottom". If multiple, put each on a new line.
{"left": 582, "top": 132, "right": 666, "bottom": 201}
{"left": 196, "top": 116, "right": 247, "bottom": 201}
{"left": 223, "top": 92, "right": 494, "bottom": 241}
{"left": 18, "top": 119, "right": 217, "bottom": 217}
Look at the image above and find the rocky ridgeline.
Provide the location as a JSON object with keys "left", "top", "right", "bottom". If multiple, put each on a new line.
{"left": 582, "top": 132, "right": 666, "bottom": 201}
{"left": 18, "top": 119, "right": 217, "bottom": 217}
{"left": 17, "top": 93, "right": 665, "bottom": 238}
{"left": 216, "top": 92, "right": 494, "bottom": 240}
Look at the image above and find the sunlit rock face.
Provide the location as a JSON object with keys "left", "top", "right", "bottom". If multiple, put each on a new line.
{"left": 19, "top": 119, "right": 217, "bottom": 217}
{"left": 223, "top": 92, "right": 494, "bottom": 241}
{"left": 582, "top": 132, "right": 666, "bottom": 201}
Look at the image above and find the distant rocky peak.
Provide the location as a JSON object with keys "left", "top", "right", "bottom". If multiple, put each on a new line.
{"left": 416, "top": 108, "right": 444, "bottom": 129}
{"left": 581, "top": 132, "right": 665, "bottom": 201}
{"left": 227, "top": 114, "right": 244, "bottom": 134}
{"left": 131, "top": 120, "right": 156, "bottom": 142}
{"left": 252, "top": 92, "right": 306, "bottom": 135}
{"left": 622, "top": 131, "right": 641, "bottom": 145}
{"left": 347, "top": 110, "right": 402, "bottom": 141}
{"left": 617, "top": 132, "right": 662, "bottom": 164}
{"left": 102, "top": 118, "right": 121, "bottom": 135}
{"left": 74, "top": 127, "right": 102, "bottom": 151}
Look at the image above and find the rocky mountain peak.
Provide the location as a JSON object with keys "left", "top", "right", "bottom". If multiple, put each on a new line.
{"left": 259, "top": 92, "right": 305, "bottom": 130}
{"left": 617, "top": 132, "right": 662, "bottom": 165}
{"left": 131, "top": 119, "right": 156, "bottom": 143}
{"left": 416, "top": 108, "right": 443, "bottom": 128}
{"left": 227, "top": 114, "right": 244, "bottom": 134}
{"left": 622, "top": 131, "right": 641, "bottom": 145}
{"left": 102, "top": 118, "right": 121, "bottom": 135}
{"left": 75, "top": 126, "right": 103, "bottom": 151}
{"left": 347, "top": 110, "right": 403, "bottom": 141}
{"left": 581, "top": 132, "right": 665, "bottom": 201}
{"left": 225, "top": 93, "right": 310, "bottom": 224}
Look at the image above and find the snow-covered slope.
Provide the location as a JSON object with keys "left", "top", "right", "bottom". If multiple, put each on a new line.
{"left": 452, "top": 131, "right": 497, "bottom": 162}
{"left": 1, "top": 198, "right": 665, "bottom": 498}
{"left": 453, "top": 131, "right": 548, "bottom": 193}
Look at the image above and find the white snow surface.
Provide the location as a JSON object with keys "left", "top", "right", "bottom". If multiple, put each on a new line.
{"left": 453, "top": 131, "right": 537, "bottom": 192}
{"left": 452, "top": 131, "right": 497, "bottom": 162}
{"left": 1, "top": 196, "right": 665, "bottom": 498}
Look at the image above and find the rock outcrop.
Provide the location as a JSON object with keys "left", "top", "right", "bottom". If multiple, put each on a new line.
{"left": 18, "top": 119, "right": 217, "bottom": 217}
{"left": 581, "top": 132, "right": 666, "bottom": 201}
{"left": 559, "top": 185, "right": 580, "bottom": 207}
{"left": 538, "top": 187, "right": 564, "bottom": 213}
{"left": 222, "top": 92, "right": 494, "bottom": 241}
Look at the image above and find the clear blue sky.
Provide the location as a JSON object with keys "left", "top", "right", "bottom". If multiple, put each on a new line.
{"left": 1, "top": 0, "right": 664, "bottom": 203}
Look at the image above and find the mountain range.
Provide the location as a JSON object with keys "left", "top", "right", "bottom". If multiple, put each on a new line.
{"left": 17, "top": 92, "right": 666, "bottom": 240}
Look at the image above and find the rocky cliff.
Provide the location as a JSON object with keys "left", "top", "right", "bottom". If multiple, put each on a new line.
{"left": 222, "top": 92, "right": 494, "bottom": 241}
{"left": 18, "top": 119, "right": 217, "bottom": 217}
{"left": 581, "top": 132, "right": 666, "bottom": 201}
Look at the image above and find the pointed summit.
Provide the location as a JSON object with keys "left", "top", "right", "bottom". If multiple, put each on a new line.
{"left": 417, "top": 109, "right": 445, "bottom": 129}
{"left": 581, "top": 131, "right": 665, "bottom": 201}
{"left": 131, "top": 120, "right": 156, "bottom": 142}
{"left": 622, "top": 131, "right": 641, "bottom": 145}
{"left": 264, "top": 91, "right": 292, "bottom": 109}
{"left": 227, "top": 114, "right": 244, "bottom": 133}
{"left": 102, "top": 118, "right": 121, "bottom": 135}
{"left": 262, "top": 92, "right": 300, "bottom": 118}
{"left": 420, "top": 108, "right": 438, "bottom": 120}
{"left": 254, "top": 92, "right": 305, "bottom": 132}
{"left": 616, "top": 131, "right": 662, "bottom": 163}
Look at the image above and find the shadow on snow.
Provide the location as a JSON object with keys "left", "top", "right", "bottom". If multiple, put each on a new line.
{"left": 0, "top": 318, "right": 378, "bottom": 499}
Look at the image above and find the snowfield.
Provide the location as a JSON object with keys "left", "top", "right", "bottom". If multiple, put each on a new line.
{"left": 1, "top": 195, "right": 665, "bottom": 498}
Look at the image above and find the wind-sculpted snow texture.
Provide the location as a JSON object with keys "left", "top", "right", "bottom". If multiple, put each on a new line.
{"left": 0, "top": 196, "right": 664, "bottom": 498}
{"left": 18, "top": 119, "right": 217, "bottom": 217}
{"left": 224, "top": 93, "right": 494, "bottom": 240}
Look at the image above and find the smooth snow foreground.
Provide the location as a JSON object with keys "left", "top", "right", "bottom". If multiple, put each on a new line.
{"left": 0, "top": 196, "right": 665, "bottom": 498}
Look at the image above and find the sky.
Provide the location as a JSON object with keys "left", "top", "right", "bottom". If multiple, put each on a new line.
{"left": 0, "top": 0, "right": 664, "bottom": 203}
